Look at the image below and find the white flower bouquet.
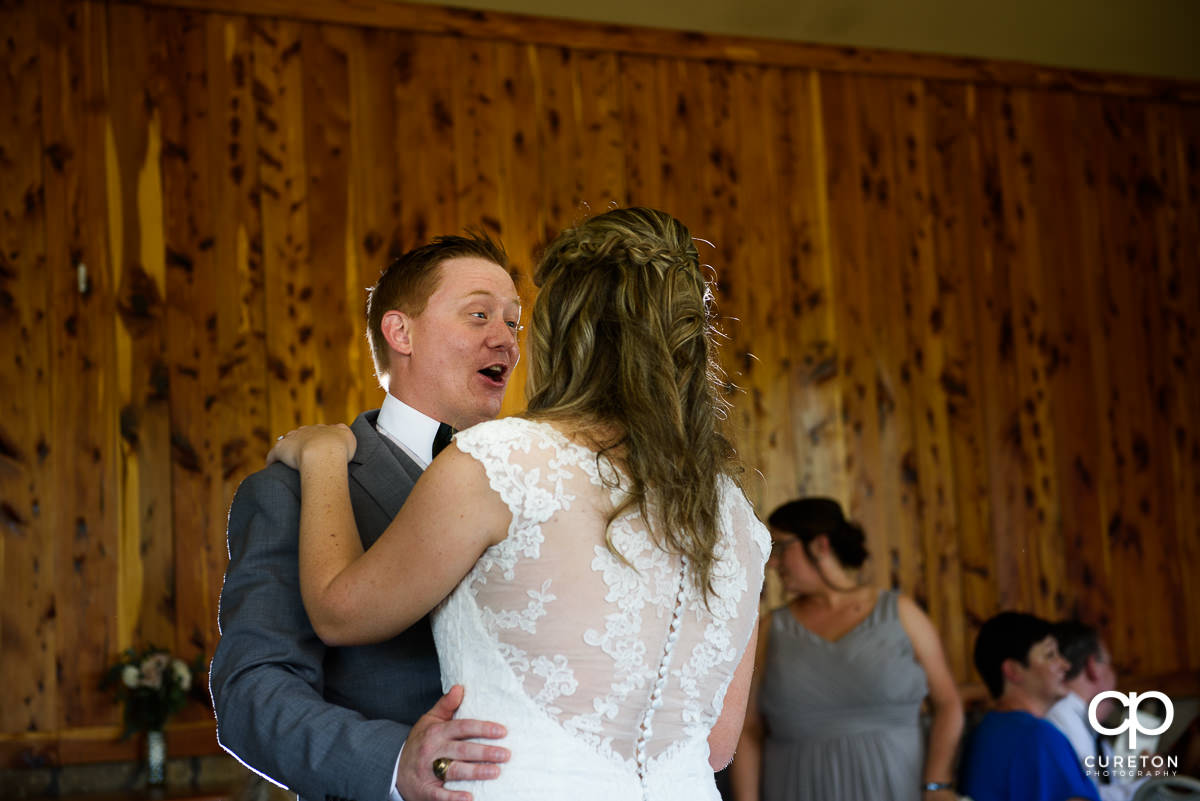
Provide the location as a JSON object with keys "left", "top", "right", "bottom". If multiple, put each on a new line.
{"left": 102, "top": 645, "right": 206, "bottom": 738}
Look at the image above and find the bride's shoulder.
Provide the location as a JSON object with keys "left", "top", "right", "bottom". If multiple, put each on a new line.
{"left": 453, "top": 416, "right": 559, "bottom": 453}
{"left": 715, "top": 476, "right": 771, "bottom": 557}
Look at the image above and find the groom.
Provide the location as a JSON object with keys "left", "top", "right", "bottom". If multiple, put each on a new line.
{"left": 210, "top": 233, "right": 521, "bottom": 801}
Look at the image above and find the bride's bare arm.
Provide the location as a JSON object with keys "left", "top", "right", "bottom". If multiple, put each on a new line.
{"left": 271, "top": 425, "right": 510, "bottom": 646}
{"left": 708, "top": 618, "right": 759, "bottom": 770}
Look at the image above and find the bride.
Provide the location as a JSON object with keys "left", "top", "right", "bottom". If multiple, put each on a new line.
{"left": 268, "top": 207, "right": 770, "bottom": 800}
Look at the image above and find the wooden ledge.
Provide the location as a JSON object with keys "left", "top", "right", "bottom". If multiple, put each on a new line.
{"left": 1, "top": 722, "right": 221, "bottom": 770}
{"left": 12, "top": 792, "right": 234, "bottom": 801}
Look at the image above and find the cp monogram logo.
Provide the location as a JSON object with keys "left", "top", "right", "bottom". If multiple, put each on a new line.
{"left": 1088, "top": 691, "right": 1174, "bottom": 750}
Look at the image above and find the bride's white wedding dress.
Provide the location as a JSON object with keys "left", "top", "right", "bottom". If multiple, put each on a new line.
{"left": 435, "top": 418, "right": 770, "bottom": 801}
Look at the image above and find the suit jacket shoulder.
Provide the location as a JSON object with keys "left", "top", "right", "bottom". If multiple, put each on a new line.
{"left": 212, "top": 409, "right": 442, "bottom": 801}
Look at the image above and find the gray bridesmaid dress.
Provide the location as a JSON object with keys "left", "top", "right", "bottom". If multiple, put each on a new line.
{"left": 758, "top": 589, "right": 928, "bottom": 801}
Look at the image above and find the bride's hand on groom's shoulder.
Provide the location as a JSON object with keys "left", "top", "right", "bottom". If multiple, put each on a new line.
{"left": 266, "top": 423, "right": 357, "bottom": 470}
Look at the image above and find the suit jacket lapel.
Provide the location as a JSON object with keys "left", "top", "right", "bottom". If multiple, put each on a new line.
{"left": 348, "top": 410, "right": 423, "bottom": 545}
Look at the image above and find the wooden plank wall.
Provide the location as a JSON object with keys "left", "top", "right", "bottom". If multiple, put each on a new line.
{"left": 1, "top": 0, "right": 1197, "bottom": 762}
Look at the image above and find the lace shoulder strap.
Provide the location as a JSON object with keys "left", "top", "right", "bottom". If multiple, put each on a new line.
{"left": 451, "top": 417, "right": 568, "bottom": 525}
{"left": 719, "top": 475, "right": 771, "bottom": 568}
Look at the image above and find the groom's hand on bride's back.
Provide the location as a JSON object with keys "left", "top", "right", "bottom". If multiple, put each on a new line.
{"left": 397, "top": 684, "right": 510, "bottom": 801}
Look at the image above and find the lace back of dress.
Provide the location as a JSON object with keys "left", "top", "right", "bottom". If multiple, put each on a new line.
{"left": 452, "top": 418, "right": 770, "bottom": 785}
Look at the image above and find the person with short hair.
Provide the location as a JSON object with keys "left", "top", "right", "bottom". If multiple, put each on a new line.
{"left": 958, "top": 611, "right": 1100, "bottom": 801}
{"left": 211, "top": 233, "right": 519, "bottom": 801}
{"left": 1047, "top": 620, "right": 1146, "bottom": 800}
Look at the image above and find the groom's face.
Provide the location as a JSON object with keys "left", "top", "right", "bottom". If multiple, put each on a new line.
{"left": 399, "top": 257, "right": 521, "bottom": 429}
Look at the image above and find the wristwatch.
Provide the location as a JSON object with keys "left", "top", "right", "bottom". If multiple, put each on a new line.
{"left": 923, "top": 782, "right": 954, "bottom": 792}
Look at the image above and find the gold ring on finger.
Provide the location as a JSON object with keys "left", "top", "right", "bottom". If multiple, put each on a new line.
{"left": 432, "top": 757, "right": 453, "bottom": 782}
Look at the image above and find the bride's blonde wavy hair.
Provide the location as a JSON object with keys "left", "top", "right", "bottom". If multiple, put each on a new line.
{"left": 524, "top": 207, "right": 740, "bottom": 599}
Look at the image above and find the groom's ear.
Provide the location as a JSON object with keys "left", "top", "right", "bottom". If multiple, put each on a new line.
{"left": 381, "top": 310, "right": 414, "bottom": 356}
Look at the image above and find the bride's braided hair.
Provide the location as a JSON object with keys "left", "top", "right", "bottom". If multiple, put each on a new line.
{"left": 525, "top": 207, "right": 740, "bottom": 600}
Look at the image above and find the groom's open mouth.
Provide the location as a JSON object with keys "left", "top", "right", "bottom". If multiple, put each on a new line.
{"left": 479, "top": 363, "right": 509, "bottom": 386}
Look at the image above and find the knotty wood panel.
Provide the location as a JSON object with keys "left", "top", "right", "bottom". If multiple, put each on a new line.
{"left": 922, "top": 81, "right": 997, "bottom": 671}
{"left": 108, "top": 0, "right": 176, "bottom": 663}
{"left": 154, "top": 8, "right": 229, "bottom": 670}
{"left": 1, "top": 0, "right": 55, "bottom": 735}
{"left": 892, "top": 79, "right": 968, "bottom": 679}
{"left": 44, "top": 0, "right": 124, "bottom": 730}
{"left": 776, "top": 69, "right": 844, "bottom": 505}
{"left": 1150, "top": 101, "right": 1200, "bottom": 665}
{"left": 2, "top": 0, "right": 1198, "bottom": 761}
{"left": 492, "top": 40, "right": 542, "bottom": 410}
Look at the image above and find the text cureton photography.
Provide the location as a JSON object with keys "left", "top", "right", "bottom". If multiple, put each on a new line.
{"left": 1084, "top": 753, "right": 1179, "bottom": 780}
{"left": 1086, "top": 690, "right": 1179, "bottom": 780}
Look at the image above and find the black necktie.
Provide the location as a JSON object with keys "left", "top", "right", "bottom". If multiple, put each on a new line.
{"left": 431, "top": 423, "right": 454, "bottom": 459}
{"left": 1094, "top": 729, "right": 1111, "bottom": 784}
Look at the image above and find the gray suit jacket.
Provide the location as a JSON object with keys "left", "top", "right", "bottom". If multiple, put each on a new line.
{"left": 210, "top": 410, "right": 442, "bottom": 801}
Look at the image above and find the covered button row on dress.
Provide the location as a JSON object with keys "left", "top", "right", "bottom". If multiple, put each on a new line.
{"left": 634, "top": 556, "right": 690, "bottom": 784}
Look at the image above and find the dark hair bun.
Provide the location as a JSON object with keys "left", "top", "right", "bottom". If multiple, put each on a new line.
{"left": 767, "top": 497, "right": 870, "bottom": 568}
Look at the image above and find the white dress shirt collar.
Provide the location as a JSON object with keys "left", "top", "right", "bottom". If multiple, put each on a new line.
{"left": 376, "top": 393, "right": 441, "bottom": 468}
{"left": 1047, "top": 690, "right": 1093, "bottom": 761}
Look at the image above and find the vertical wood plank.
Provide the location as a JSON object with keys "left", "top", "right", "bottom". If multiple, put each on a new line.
{"left": 301, "top": 23, "right": 361, "bottom": 423}
{"left": 394, "top": 33, "right": 459, "bottom": 251}
{"left": 1139, "top": 100, "right": 1196, "bottom": 671}
{"left": 924, "top": 80, "right": 994, "bottom": 678}
{"left": 819, "top": 71, "right": 887, "bottom": 571}
{"left": 1027, "top": 92, "right": 1110, "bottom": 629}
{"left": 253, "top": 18, "right": 314, "bottom": 435}
{"left": 617, "top": 54, "right": 665, "bottom": 208}
{"left": 1091, "top": 97, "right": 1182, "bottom": 676}
{"left": 990, "top": 88, "right": 1064, "bottom": 619}
{"left": 1149, "top": 101, "right": 1200, "bottom": 664}
{"left": 46, "top": 0, "right": 122, "bottom": 728}
{"left": 853, "top": 74, "right": 922, "bottom": 595}
{"left": 153, "top": 7, "right": 223, "bottom": 667}
{"left": 180, "top": 11, "right": 271, "bottom": 675}
{"left": 732, "top": 62, "right": 796, "bottom": 512}
{"left": 1, "top": 0, "right": 55, "bottom": 734}
{"left": 493, "top": 40, "right": 544, "bottom": 411}
{"left": 107, "top": 1, "right": 175, "bottom": 656}
{"left": 1070, "top": 94, "right": 1130, "bottom": 660}
{"left": 206, "top": 12, "right": 269, "bottom": 527}
{"left": 533, "top": 44, "right": 580, "bottom": 241}
{"left": 778, "top": 69, "right": 845, "bottom": 506}
{"left": 1099, "top": 97, "right": 1180, "bottom": 676}
{"left": 1176, "top": 103, "right": 1200, "bottom": 664}
{"left": 347, "top": 26, "right": 407, "bottom": 399}
{"left": 531, "top": 45, "right": 625, "bottom": 240}
{"left": 451, "top": 39, "right": 503, "bottom": 238}
{"left": 698, "top": 60, "right": 756, "bottom": 499}
{"left": 574, "top": 50, "right": 627, "bottom": 212}
{"left": 891, "top": 78, "right": 967, "bottom": 677}
{"left": 972, "top": 86, "right": 1034, "bottom": 613}
{"left": 652, "top": 58, "right": 708, "bottom": 232}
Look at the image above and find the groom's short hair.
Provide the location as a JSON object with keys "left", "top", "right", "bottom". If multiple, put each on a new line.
{"left": 366, "top": 232, "right": 508, "bottom": 382}
{"left": 1052, "top": 620, "right": 1103, "bottom": 681}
